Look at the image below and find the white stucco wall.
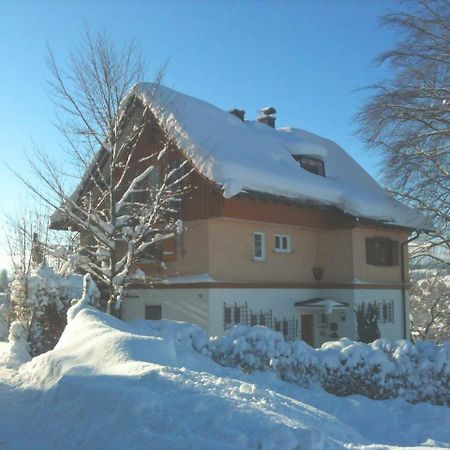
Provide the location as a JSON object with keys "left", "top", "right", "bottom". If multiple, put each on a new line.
{"left": 353, "top": 289, "right": 407, "bottom": 341}
{"left": 121, "top": 286, "right": 408, "bottom": 344}
{"left": 121, "top": 288, "right": 210, "bottom": 333}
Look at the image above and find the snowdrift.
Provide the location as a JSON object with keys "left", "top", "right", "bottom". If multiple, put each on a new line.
{"left": 1, "top": 307, "right": 449, "bottom": 449}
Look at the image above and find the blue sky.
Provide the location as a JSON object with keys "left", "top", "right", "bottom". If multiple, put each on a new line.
{"left": 0, "top": 0, "right": 404, "bottom": 270}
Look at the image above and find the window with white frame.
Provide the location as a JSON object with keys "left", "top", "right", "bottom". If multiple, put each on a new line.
{"left": 253, "top": 232, "right": 266, "bottom": 260}
{"left": 274, "top": 234, "right": 291, "bottom": 253}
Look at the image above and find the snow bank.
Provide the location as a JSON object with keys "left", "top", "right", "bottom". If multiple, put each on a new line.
{"left": 134, "top": 83, "right": 426, "bottom": 229}
{"left": 14, "top": 310, "right": 340, "bottom": 450}
{"left": 1, "top": 309, "right": 450, "bottom": 449}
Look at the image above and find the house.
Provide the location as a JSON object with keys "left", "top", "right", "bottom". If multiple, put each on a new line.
{"left": 54, "top": 83, "right": 428, "bottom": 346}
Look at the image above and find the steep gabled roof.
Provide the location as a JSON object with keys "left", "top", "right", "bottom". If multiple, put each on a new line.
{"left": 133, "top": 83, "right": 427, "bottom": 230}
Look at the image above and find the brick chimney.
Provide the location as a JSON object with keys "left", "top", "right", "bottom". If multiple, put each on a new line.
{"left": 229, "top": 108, "right": 245, "bottom": 121}
{"left": 257, "top": 107, "right": 276, "bottom": 128}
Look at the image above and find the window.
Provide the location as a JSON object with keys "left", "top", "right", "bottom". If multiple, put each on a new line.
{"left": 129, "top": 165, "right": 160, "bottom": 203}
{"left": 259, "top": 313, "right": 266, "bottom": 327}
{"left": 223, "top": 303, "right": 248, "bottom": 330}
{"left": 254, "top": 232, "right": 266, "bottom": 260}
{"left": 274, "top": 320, "right": 281, "bottom": 332}
{"left": 145, "top": 305, "right": 162, "bottom": 320}
{"left": 275, "top": 234, "right": 291, "bottom": 253}
{"left": 224, "top": 307, "right": 232, "bottom": 325}
{"left": 167, "top": 159, "right": 190, "bottom": 185}
{"left": 168, "top": 197, "right": 182, "bottom": 213}
{"left": 282, "top": 320, "right": 289, "bottom": 337}
{"left": 148, "top": 165, "right": 161, "bottom": 187}
{"left": 376, "top": 301, "right": 394, "bottom": 323}
{"left": 366, "top": 237, "right": 399, "bottom": 266}
{"left": 234, "top": 306, "right": 241, "bottom": 323}
{"left": 293, "top": 155, "right": 325, "bottom": 177}
{"left": 140, "top": 241, "right": 163, "bottom": 262}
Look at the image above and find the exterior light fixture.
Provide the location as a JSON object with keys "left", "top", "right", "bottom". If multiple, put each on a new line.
{"left": 313, "top": 266, "right": 324, "bottom": 281}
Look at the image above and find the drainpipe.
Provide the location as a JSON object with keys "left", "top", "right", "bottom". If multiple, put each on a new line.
{"left": 400, "top": 231, "right": 420, "bottom": 340}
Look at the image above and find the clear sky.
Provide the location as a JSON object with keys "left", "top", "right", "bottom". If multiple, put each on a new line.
{"left": 0, "top": 0, "right": 405, "bottom": 271}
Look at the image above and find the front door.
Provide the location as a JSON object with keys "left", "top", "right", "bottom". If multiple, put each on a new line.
{"left": 301, "top": 314, "right": 314, "bottom": 347}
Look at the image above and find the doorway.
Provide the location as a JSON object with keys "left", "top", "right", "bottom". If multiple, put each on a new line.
{"left": 301, "top": 314, "right": 314, "bottom": 347}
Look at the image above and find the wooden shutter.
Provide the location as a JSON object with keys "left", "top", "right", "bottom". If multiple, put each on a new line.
{"left": 391, "top": 240, "right": 400, "bottom": 266}
{"left": 366, "top": 237, "right": 376, "bottom": 264}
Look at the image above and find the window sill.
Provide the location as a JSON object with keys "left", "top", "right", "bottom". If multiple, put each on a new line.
{"left": 252, "top": 257, "right": 266, "bottom": 262}
{"left": 139, "top": 258, "right": 161, "bottom": 263}
{"left": 274, "top": 249, "right": 292, "bottom": 254}
{"left": 366, "top": 263, "right": 396, "bottom": 267}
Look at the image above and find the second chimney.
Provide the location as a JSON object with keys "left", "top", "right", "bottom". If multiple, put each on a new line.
{"left": 257, "top": 106, "right": 277, "bottom": 128}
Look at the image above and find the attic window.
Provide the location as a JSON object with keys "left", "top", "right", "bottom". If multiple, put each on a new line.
{"left": 293, "top": 155, "right": 325, "bottom": 177}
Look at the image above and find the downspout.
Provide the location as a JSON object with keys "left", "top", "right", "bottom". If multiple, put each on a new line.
{"left": 400, "top": 231, "right": 420, "bottom": 340}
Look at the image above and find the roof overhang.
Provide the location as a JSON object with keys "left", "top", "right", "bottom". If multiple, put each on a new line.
{"left": 295, "top": 297, "right": 349, "bottom": 315}
{"left": 238, "top": 190, "right": 426, "bottom": 233}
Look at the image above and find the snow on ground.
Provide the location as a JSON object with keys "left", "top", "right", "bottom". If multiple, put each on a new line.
{"left": 0, "top": 307, "right": 449, "bottom": 450}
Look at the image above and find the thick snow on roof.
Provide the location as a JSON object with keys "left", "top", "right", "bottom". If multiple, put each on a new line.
{"left": 134, "top": 83, "right": 426, "bottom": 228}
{"left": 134, "top": 83, "right": 426, "bottom": 229}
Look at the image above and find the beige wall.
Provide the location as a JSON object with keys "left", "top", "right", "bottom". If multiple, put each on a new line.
{"left": 316, "top": 229, "right": 354, "bottom": 283}
{"left": 165, "top": 217, "right": 411, "bottom": 285}
{"left": 165, "top": 219, "right": 210, "bottom": 277}
{"left": 207, "top": 218, "right": 318, "bottom": 282}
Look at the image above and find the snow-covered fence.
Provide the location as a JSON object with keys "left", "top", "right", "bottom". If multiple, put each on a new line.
{"left": 208, "top": 325, "right": 450, "bottom": 407}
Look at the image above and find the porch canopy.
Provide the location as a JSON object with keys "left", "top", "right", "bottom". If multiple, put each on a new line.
{"left": 295, "top": 297, "right": 348, "bottom": 315}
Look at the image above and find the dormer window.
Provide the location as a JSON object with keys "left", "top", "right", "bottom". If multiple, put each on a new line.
{"left": 293, "top": 155, "right": 325, "bottom": 177}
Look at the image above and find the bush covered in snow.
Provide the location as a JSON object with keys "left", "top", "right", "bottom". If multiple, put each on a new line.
{"left": 10, "top": 266, "right": 83, "bottom": 356}
{"left": 0, "top": 293, "right": 11, "bottom": 341}
{"left": 208, "top": 325, "right": 450, "bottom": 407}
{"left": 0, "top": 320, "right": 31, "bottom": 368}
{"left": 209, "top": 325, "right": 291, "bottom": 372}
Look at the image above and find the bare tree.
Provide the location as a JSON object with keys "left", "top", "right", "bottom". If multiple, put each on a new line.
{"left": 410, "top": 270, "right": 450, "bottom": 342}
{"left": 358, "top": 0, "right": 450, "bottom": 266}
{"left": 4, "top": 206, "right": 52, "bottom": 273}
{"left": 3, "top": 204, "right": 75, "bottom": 273}
{"left": 16, "top": 31, "right": 188, "bottom": 315}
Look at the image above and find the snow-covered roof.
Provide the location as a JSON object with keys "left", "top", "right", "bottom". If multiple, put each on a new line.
{"left": 131, "top": 83, "right": 426, "bottom": 229}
